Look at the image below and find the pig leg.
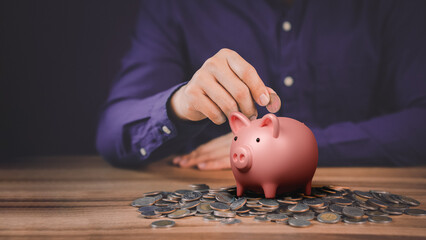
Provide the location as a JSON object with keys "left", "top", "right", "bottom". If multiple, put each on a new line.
{"left": 304, "top": 180, "right": 312, "bottom": 195}
{"left": 236, "top": 182, "right": 245, "bottom": 197}
{"left": 262, "top": 183, "right": 278, "bottom": 199}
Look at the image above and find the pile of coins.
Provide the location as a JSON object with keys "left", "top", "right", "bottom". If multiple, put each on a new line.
{"left": 131, "top": 184, "right": 425, "bottom": 228}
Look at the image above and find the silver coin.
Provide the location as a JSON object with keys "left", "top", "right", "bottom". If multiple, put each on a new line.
{"left": 317, "top": 212, "right": 341, "bottom": 224}
{"left": 302, "top": 198, "right": 324, "bottom": 207}
{"left": 259, "top": 199, "right": 279, "bottom": 207}
{"left": 154, "top": 206, "right": 176, "bottom": 214}
{"left": 197, "top": 202, "right": 213, "bottom": 214}
{"left": 343, "top": 217, "right": 367, "bottom": 224}
{"left": 215, "top": 192, "right": 234, "bottom": 204}
{"left": 293, "top": 211, "right": 315, "bottom": 221}
{"left": 353, "top": 190, "right": 373, "bottom": 199}
{"left": 329, "top": 204, "right": 344, "bottom": 213}
{"left": 367, "top": 198, "right": 389, "bottom": 208}
{"left": 131, "top": 197, "right": 156, "bottom": 207}
{"left": 220, "top": 218, "right": 241, "bottom": 224}
{"left": 138, "top": 206, "right": 158, "bottom": 213}
{"left": 210, "top": 202, "right": 230, "bottom": 211}
{"left": 366, "top": 210, "right": 388, "bottom": 217}
{"left": 175, "top": 189, "right": 192, "bottom": 196}
{"left": 332, "top": 198, "right": 353, "bottom": 206}
{"left": 150, "top": 220, "right": 175, "bottom": 228}
{"left": 203, "top": 215, "right": 222, "bottom": 221}
{"left": 266, "top": 213, "right": 289, "bottom": 221}
{"left": 288, "top": 203, "right": 309, "bottom": 213}
{"left": 230, "top": 197, "right": 247, "bottom": 210}
{"left": 368, "top": 216, "right": 392, "bottom": 223}
{"left": 237, "top": 212, "right": 251, "bottom": 217}
{"left": 396, "top": 195, "right": 420, "bottom": 206}
{"left": 168, "top": 209, "right": 191, "bottom": 219}
{"left": 143, "top": 191, "right": 162, "bottom": 197}
{"left": 381, "top": 207, "right": 403, "bottom": 215}
{"left": 182, "top": 191, "right": 202, "bottom": 202}
{"left": 141, "top": 211, "right": 161, "bottom": 218}
{"left": 254, "top": 215, "right": 268, "bottom": 222}
{"left": 342, "top": 206, "right": 364, "bottom": 219}
{"left": 180, "top": 200, "right": 200, "bottom": 209}
{"left": 404, "top": 209, "right": 426, "bottom": 216}
{"left": 214, "top": 210, "right": 236, "bottom": 218}
{"left": 288, "top": 218, "right": 311, "bottom": 228}
{"left": 235, "top": 206, "right": 250, "bottom": 213}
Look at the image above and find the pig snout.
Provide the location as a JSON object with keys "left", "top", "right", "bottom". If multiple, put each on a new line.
{"left": 232, "top": 145, "right": 252, "bottom": 171}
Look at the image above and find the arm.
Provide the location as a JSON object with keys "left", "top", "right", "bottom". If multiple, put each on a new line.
{"left": 96, "top": 1, "right": 209, "bottom": 167}
{"left": 313, "top": 1, "right": 426, "bottom": 166}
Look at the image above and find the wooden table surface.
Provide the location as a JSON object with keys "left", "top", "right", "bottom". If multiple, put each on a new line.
{"left": 0, "top": 156, "right": 425, "bottom": 240}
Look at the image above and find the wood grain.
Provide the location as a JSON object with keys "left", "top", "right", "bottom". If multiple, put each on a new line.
{"left": 0, "top": 156, "right": 425, "bottom": 239}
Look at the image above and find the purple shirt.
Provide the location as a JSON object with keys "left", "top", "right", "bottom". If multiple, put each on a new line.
{"left": 96, "top": 0, "right": 426, "bottom": 167}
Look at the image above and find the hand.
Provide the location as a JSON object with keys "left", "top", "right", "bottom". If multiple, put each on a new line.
{"left": 170, "top": 48, "right": 281, "bottom": 125}
{"left": 173, "top": 132, "right": 233, "bottom": 170}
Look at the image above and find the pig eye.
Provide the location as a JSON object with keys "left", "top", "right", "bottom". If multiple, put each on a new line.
{"left": 256, "top": 138, "right": 260, "bottom": 142}
{"left": 234, "top": 136, "right": 238, "bottom": 141}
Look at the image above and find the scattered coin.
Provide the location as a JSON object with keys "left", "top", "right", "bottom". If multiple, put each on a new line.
{"left": 214, "top": 210, "right": 236, "bottom": 218}
{"left": 343, "top": 217, "right": 367, "bottom": 224}
{"left": 132, "top": 197, "right": 156, "bottom": 207}
{"left": 368, "top": 216, "right": 392, "bottom": 223}
{"left": 342, "top": 206, "right": 364, "bottom": 219}
{"left": 230, "top": 197, "right": 247, "bottom": 210}
{"left": 221, "top": 218, "right": 241, "bottom": 224}
{"left": 132, "top": 184, "right": 423, "bottom": 228}
{"left": 317, "top": 212, "right": 341, "bottom": 224}
{"left": 150, "top": 220, "right": 175, "bottom": 228}
{"left": 168, "top": 209, "right": 190, "bottom": 219}
{"left": 182, "top": 191, "right": 202, "bottom": 202}
{"left": 288, "top": 218, "right": 311, "bottom": 227}
{"left": 293, "top": 211, "right": 315, "bottom": 221}
{"left": 404, "top": 209, "right": 426, "bottom": 216}
{"left": 288, "top": 203, "right": 309, "bottom": 213}
{"left": 210, "top": 202, "right": 230, "bottom": 211}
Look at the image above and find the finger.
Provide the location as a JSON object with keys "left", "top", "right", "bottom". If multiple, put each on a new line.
{"left": 180, "top": 145, "right": 230, "bottom": 168}
{"left": 203, "top": 55, "right": 257, "bottom": 120}
{"left": 220, "top": 49, "right": 270, "bottom": 107}
{"left": 172, "top": 156, "right": 182, "bottom": 165}
{"left": 191, "top": 92, "right": 226, "bottom": 125}
{"left": 197, "top": 157, "right": 231, "bottom": 171}
{"left": 265, "top": 87, "right": 282, "bottom": 113}
{"left": 199, "top": 75, "right": 239, "bottom": 119}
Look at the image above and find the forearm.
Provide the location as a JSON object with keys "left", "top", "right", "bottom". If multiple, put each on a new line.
{"left": 96, "top": 83, "right": 209, "bottom": 168}
{"left": 313, "top": 106, "right": 426, "bottom": 166}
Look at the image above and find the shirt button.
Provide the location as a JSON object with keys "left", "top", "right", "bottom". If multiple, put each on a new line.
{"left": 282, "top": 21, "right": 291, "bottom": 32}
{"left": 283, "top": 76, "right": 294, "bottom": 87}
{"left": 140, "top": 148, "right": 147, "bottom": 156}
{"left": 162, "top": 125, "right": 171, "bottom": 134}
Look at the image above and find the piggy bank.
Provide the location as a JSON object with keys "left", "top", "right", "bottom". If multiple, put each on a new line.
{"left": 229, "top": 112, "right": 318, "bottom": 198}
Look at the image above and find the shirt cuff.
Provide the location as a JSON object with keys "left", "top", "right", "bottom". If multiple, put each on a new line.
{"left": 129, "top": 82, "right": 210, "bottom": 161}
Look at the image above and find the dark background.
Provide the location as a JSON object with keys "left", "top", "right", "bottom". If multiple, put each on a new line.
{"left": 0, "top": 0, "right": 140, "bottom": 159}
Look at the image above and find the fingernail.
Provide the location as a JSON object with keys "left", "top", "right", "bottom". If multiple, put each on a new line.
{"left": 250, "top": 115, "right": 257, "bottom": 121}
{"left": 259, "top": 93, "right": 270, "bottom": 106}
{"left": 266, "top": 92, "right": 282, "bottom": 113}
{"left": 198, "top": 163, "right": 206, "bottom": 169}
{"left": 180, "top": 159, "right": 188, "bottom": 165}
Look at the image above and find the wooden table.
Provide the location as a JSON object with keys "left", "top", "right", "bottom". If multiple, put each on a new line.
{"left": 0, "top": 156, "right": 425, "bottom": 239}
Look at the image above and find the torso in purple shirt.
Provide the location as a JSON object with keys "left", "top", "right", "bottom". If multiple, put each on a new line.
{"left": 96, "top": 0, "right": 426, "bottom": 167}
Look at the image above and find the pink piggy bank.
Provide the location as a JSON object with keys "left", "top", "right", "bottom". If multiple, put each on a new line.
{"left": 229, "top": 112, "right": 318, "bottom": 198}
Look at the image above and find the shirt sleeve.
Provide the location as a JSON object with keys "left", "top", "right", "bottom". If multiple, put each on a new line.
{"left": 96, "top": 0, "right": 209, "bottom": 167}
{"left": 312, "top": 1, "right": 426, "bottom": 166}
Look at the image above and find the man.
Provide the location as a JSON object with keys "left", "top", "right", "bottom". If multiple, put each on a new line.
{"left": 96, "top": 0, "right": 426, "bottom": 170}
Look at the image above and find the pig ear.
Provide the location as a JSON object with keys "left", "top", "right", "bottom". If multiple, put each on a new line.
{"left": 229, "top": 112, "right": 251, "bottom": 134}
{"left": 260, "top": 114, "right": 280, "bottom": 138}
